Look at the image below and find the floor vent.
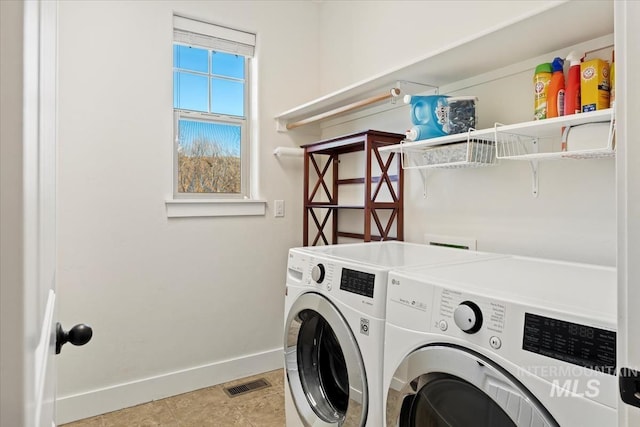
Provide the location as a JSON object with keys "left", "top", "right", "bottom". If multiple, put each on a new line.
{"left": 223, "top": 378, "right": 271, "bottom": 398}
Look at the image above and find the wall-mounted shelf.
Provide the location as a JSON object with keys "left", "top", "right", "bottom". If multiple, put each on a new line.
{"left": 378, "top": 108, "right": 615, "bottom": 198}
{"left": 380, "top": 109, "right": 614, "bottom": 158}
{"left": 274, "top": 1, "right": 613, "bottom": 133}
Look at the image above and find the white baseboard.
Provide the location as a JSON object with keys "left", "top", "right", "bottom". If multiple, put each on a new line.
{"left": 56, "top": 347, "right": 283, "bottom": 425}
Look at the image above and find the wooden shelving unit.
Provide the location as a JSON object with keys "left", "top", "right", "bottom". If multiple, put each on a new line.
{"left": 302, "top": 130, "right": 404, "bottom": 246}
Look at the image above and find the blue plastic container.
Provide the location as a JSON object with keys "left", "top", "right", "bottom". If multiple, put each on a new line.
{"left": 404, "top": 95, "right": 477, "bottom": 141}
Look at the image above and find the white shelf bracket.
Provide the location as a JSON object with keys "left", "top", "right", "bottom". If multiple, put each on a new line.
{"left": 396, "top": 80, "right": 439, "bottom": 96}
{"left": 420, "top": 169, "right": 428, "bottom": 198}
{"left": 530, "top": 138, "right": 539, "bottom": 198}
{"left": 530, "top": 160, "right": 539, "bottom": 198}
{"left": 400, "top": 145, "right": 429, "bottom": 198}
{"left": 275, "top": 118, "right": 288, "bottom": 133}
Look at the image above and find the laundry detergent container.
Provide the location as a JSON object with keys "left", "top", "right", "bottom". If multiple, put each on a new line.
{"left": 405, "top": 95, "right": 477, "bottom": 141}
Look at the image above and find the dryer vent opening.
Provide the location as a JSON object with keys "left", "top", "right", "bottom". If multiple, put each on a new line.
{"left": 223, "top": 378, "right": 271, "bottom": 398}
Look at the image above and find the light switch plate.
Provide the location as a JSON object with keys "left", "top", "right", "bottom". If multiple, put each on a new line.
{"left": 275, "top": 200, "right": 285, "bottom": 217}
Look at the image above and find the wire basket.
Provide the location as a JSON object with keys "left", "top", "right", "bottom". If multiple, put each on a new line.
{"left": 400, "top": 129, "right": 496, "bottom": 170}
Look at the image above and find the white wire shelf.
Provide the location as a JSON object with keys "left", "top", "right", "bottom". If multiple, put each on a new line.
{"left": 495, "top": 108, "right": 615, "bottom": 161}
{"left": 380, "top": 108, "right": 615, "bottom": 166}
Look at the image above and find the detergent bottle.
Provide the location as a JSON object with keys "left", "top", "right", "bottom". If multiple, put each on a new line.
{"left": 404, "top": 95, "right": 450, "bottom": 139}
{"left": 533, "top": 62, "right": 552, "bottom": 120}
{"left": 565, "top": 51, "right": 582, "bottom": 115}
{"left": 403, "top": 95, "right": 477, "bottom": 140}
{"left": 547, "top": 57, "right": 565, "bottom": 118}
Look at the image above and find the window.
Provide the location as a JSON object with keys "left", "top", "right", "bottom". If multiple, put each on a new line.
{"left": 173, "top": 16, "right": 255, "bottom": 198}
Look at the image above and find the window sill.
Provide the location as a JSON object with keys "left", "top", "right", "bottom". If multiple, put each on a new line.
{"left": 165, "top": 198, "right": 267, "bottom": 218}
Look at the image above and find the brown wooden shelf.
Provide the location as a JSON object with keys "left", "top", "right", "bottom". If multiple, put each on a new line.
{"left": 306, "top": 204, "right": 365, "bottom": 209}
{"left": 302, "top": 130, "right": 404, "bottom": 246}
{"left": 336, "top": 232, "right": 399, "bottom": 241}
{"left": 337, "top": 175, "right": 399, "bottom": 185}
{"left": 305, "top": 202, "right": 399, "bottom": 209}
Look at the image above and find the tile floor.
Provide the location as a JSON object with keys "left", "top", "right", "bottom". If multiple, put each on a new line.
{"left": 61, "top": 369, "right": 285, "bottom": 427}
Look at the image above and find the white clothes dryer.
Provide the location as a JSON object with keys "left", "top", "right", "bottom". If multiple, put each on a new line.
{"left": 283, "top": 241, "right": 498, "bottom": 427}
{"left": 384, "top": 256, "right": 617, "bottom": 427}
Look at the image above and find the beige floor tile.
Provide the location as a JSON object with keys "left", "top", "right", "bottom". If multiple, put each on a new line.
{"left": 61, "top": 369, "right": 287, "bottom": 427}
{"left": 236, "top": 392, "right": 285, "bottom": 427}
{"left": 101, "top": 401, "right": 179, "bottom": 427}
{"left": 60, "top": 415, "right": 104, "bottom": 427}
{"left": 163, "top": 386, "right": 250, "bottom": 426}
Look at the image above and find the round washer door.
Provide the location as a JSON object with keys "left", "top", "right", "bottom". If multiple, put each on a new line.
{"left": 387, "top": 345, "right": 559, "bottom": 427}
{"left": 285, "top": 292, "right": 367, "bottom": 427}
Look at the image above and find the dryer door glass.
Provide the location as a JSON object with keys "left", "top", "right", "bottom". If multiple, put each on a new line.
{"left": 386, "top": 346, "right": 558, "bottom": 427}
{"left": 285, "top": 292, "right": 368, "bottom": 427}
{"left": 407, "top": 375, "right": 515, "bottom": 426}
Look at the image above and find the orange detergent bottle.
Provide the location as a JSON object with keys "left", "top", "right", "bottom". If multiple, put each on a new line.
{"left": 565, "top": 51, "right": 582, "bottom": 115}
{"left": 547, "top": 57, "right": 565, "bottom": 118}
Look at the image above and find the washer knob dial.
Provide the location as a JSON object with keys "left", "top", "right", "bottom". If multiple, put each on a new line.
{"left": 311, "top": 264, "right": 325, "bottom": 283}
{"left": 453, "top": 301, "right": 483, "bottom": 334}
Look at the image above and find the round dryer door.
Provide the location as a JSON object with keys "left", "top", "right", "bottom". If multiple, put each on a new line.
{"left": 387, "top": 345, "right": 559, "bottom": 427}
{"left": 284, "top": 292, "right": 367, "bottom": 426}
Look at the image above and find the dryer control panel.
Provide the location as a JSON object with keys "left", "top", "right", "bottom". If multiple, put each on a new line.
{"left": 433, "top": 287, "right": 507, "bottom": 350}
{"left": 386, "top": 269, "right": 618, "bottom": 409}
{"left": 436, "top": 288, "right": 506, "bottom": 335}
{"left": 387, "top": 273, "right": 508, "bottom": 352}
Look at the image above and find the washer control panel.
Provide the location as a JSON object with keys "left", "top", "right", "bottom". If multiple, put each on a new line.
{"left": 311, "top": 264, "right": 325, "bottom": 283}
{"left": 307, "top": 261, "right": 334, "bottom": 290}
{"left": 340, "top": 268, "right": 375, "bottom": 298}
{"left": 287, "top": 248, "right": 388, "bottom": 318}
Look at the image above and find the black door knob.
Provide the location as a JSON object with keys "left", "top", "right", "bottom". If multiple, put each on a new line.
{"left": 56, "top": 322, "right": 93, "bottom": 354}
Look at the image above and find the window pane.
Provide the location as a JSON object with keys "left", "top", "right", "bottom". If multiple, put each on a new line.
{"left": 177, "top": 119, "right": 241, "bottom": 194}
{"left": 174, "top": 72, "right": 208, "bottom": 112}
{"left": 212, "top": 51, "right": 245, "bottom": 79}
{"left": 173, "top": 45, "right": 208, "bottom": 73}
{"left": 211, "top": 78, "right": 244, "bottom": 117}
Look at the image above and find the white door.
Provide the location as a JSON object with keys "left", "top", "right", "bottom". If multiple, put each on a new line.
{"left": 616, "top": 1, "right": 640, "bottom": 426}
{"left": 1, "top": 1, "right": 89, "bottom": 426}
{"left": 0, "top": 0, "right": 58, "bottom": 425}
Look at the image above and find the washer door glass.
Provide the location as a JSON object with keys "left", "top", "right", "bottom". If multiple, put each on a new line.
{"left": 298, "top": 309, "right": 349, "bottom": 417}
{"left": 406, "top": 374, "right": 515, "bottom": 426}
{"left": 285, "top": 292, "right": 367, "bottom": 426}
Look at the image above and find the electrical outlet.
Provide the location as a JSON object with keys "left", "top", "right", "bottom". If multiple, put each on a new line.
{"left": 275, "top": 200, "right": 285, "bottom": 217}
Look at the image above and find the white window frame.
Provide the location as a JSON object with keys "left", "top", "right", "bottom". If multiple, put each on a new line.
{"left": 167, "top": 15, "right": 265, "bottom": 217}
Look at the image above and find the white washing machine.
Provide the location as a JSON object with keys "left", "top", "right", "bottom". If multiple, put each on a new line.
{"left": 283, "top": 241, "right": 498, "bottom": 427}
{"left": 384, "top": 255, "right": 617, "bottom": 427}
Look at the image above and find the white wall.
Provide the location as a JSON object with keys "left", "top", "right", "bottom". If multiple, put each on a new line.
{"left": 0, "top": 2, "right": 25, "bottom": 426}
{"left": 317, "top": 1, "right": 616, "bottom": 266}
{"left": 318, "top": 0, "right": 563, "bottom": 93}
{"left": 56, "top": 0, "right": 319, "bottom": 423}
